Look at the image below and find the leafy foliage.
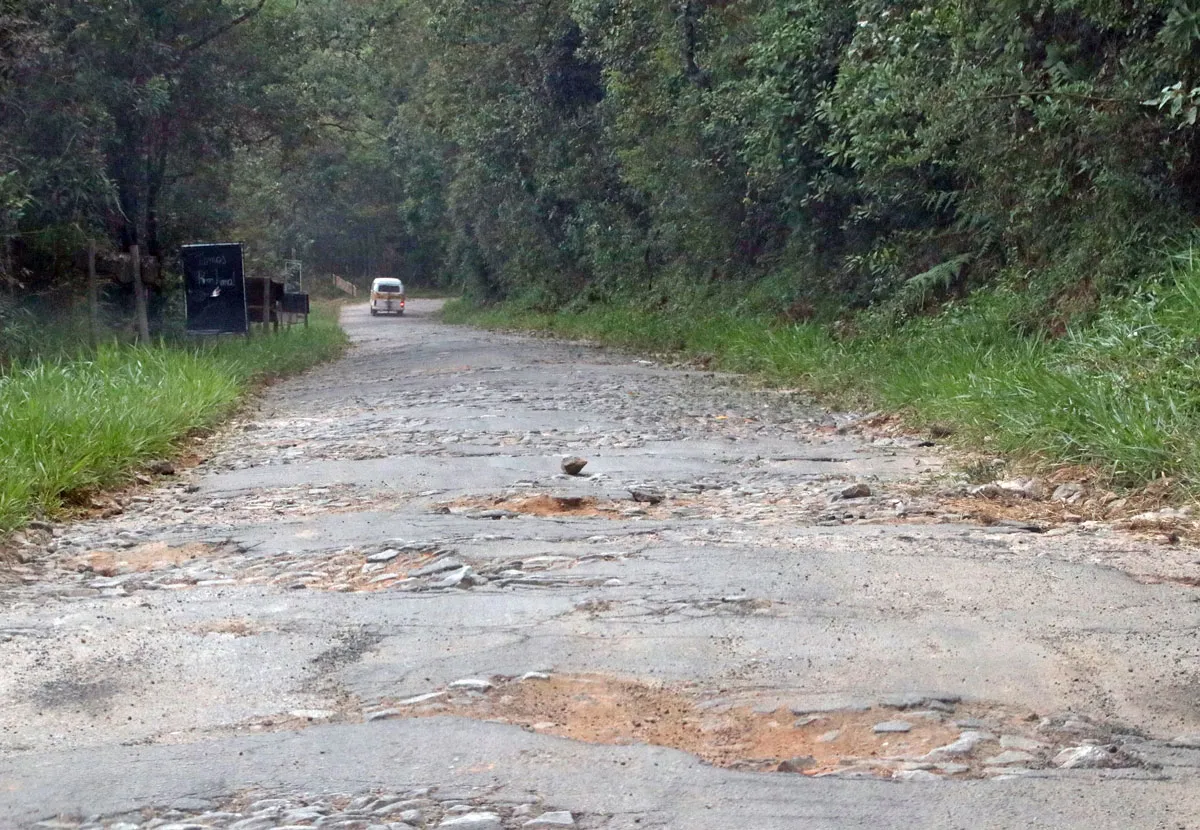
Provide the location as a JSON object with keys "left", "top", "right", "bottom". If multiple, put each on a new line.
{"left": 325, "top": 0, "right": 1200, "bottom": 320}
{"left": 8, "top": 0, "right": 1200, "bottom": 320}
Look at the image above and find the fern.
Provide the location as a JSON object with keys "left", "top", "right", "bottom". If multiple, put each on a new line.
{"left": 895, "top": 253, "right": 974, "bottom": 312}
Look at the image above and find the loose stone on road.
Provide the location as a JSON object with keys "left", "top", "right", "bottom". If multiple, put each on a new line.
{"left": 2, "top": 299, "right": 1199, "bottom": 829}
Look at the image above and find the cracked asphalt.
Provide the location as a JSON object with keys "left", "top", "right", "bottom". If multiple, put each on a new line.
{"left": 2, "top": 299, "right": 1199, "bottom": 829}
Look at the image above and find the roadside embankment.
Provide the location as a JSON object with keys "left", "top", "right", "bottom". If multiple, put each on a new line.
{"left": 0, "top": 303, "right": 347, "bottom": 535}
{"left": 443, "top": 249, "right": 1200, "bottom": 499}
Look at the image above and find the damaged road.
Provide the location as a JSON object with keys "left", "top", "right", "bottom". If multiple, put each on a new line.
{"left": 2, "top": 299, "right": 1199, "bottom": 829}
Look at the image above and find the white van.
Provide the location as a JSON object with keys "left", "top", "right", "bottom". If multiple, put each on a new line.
{"left": 370, "top": 278, "right": 405, "bottom": 316}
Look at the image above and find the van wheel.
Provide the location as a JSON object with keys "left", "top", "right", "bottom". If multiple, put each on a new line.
{"left": 370, "top": 309, "right": 378, "bottom": 316}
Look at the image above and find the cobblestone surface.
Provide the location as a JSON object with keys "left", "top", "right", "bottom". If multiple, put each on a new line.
{"left": 34, "top": 787, "right": 582, "bottom": 830}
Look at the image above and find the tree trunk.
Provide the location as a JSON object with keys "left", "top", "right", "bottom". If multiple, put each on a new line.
{"left": 677, "top": 1, "right": 704, "bottom": 84}
{"left": 87, "top": 240, "right": 100, "bottom": 346}
{"left": 131, "top": 244, "right": 151, "bottom": 342}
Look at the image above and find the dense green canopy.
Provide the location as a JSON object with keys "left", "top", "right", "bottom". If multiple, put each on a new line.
{"left": 5, "top": 1, "right": 1200, "bottom": 318}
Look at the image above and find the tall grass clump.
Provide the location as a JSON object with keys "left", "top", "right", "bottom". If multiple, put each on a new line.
{"left": 845, "top": 257, "right": 1200, "bottom": 487}
{"left": 0, "top": 303, "right": 346, "bottom": 533}
{"left": 445, "top": 244, "right": 1200, "bottom": 492}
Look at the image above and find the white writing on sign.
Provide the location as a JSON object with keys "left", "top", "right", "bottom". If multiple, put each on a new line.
{"left": 193, "top": 271, "right": 238, "bottom": 288}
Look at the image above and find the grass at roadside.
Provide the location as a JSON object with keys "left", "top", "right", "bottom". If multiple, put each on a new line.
{"left": 443, "top": 248, "right": 1200, "bottom": 494}
{"left": 0, "top": 302, "right": 347, "bottom": 534}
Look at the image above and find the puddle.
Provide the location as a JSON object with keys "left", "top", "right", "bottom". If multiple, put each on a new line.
{"left": 366, "top": 674, "right": 1120, "bottom": 779}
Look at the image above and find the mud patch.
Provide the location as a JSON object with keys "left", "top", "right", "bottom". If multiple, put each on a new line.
{"left": 446, "top": 493, "right": 683, "bottom": 520}
{"left": 368, "top": 674, "right": 1116, "bottom": 779}
{"left": 73, "top": 541, "right": 227, "bottom": 576}
{"left": 44, "top": 541, "right": 471, "bottom": 596}
{"left": 37, "top": 539, "right": 622, "bottom": 597}
{"left": 403, "top": 675, "right": 955, "bottom": 775}
{"left": 194, "top": 618, "right": 265, "bottom": 637}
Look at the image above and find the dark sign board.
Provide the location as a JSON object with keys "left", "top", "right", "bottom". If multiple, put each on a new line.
{"left": 246, "top": 277, "right": 285, "bottom": 323}
{"left": 181, "top": 243, "right": 248, "bottom": 334}
{"left": 282, "top": 292, "right": 310, "bottom": 315}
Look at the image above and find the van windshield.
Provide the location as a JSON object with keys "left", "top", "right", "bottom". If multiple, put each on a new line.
{"left": 375, "top": 283, "right": 402, "bottom": 293}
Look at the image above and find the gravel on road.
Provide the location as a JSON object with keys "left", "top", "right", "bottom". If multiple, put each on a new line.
{"left": 3, "top": 299, "right": 1199, "bottom": 829}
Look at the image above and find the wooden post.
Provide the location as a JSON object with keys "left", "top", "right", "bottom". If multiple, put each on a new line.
{"left": 130, "top": 244, "right": 151, "bottom": 342}
{"left": 87, "top": 241, "right": 100, "bottom": 346}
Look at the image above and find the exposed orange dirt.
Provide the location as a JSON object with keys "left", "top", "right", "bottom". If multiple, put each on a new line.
{"left": 193, "top": 618, "right": 263, "bottom": 637}
{"left": 940, "top": 496, "right": 1197, "bottom": 543}
{"left": 71, "top": 542, "right": 451, "bottom": 592}
{"left": 447, "top": 493, "right": 684, "bottom": 520}
{"left": 75, "top": 541, "right": 216, "bottom": 576}
{"left": 385, "top": 674, "right": 979, "bottom": 776}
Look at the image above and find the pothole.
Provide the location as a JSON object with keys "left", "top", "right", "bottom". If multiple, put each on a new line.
{"left": 49, "top": 483, "right": 386, "bottom": 550}
{"left": 365, "top": 674, "right": 1150, "bottom": 780}
{"left": 443, "top": 493, "right": 685, "bottom": 520}
{"left": 193, "top": 617, "right": 267, "bottom": 637}
{"left": 573, "top": 596, "right": 778, "bottom": 619}
{"left": 64, "top": 540, "right": 437, "bottom": 593}
{"left": 42, "top": 540, "right": 624, "bottom": 598}
{"left": 72, "top": 541, "right": 227, "bottom": 576}
{"left": 39, "top": 786, "right": 582, "bottom": 830}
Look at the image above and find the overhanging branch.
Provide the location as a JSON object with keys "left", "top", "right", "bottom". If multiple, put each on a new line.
{"left": 317, "top": 120, "right": 389, "bottom": 143}
{"left": 182, "top": 0, "right": 269, "bottom": 57}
